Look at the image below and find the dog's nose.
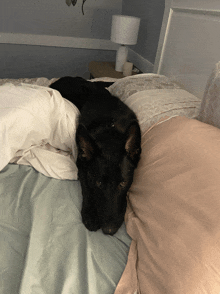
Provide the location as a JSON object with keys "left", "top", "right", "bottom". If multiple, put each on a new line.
{"left": 102, "top": 226, "right": 119, "bottom": 235}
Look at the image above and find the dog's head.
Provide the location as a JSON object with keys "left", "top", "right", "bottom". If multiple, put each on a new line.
{"left": 76, "top": 120, "right": 141, "bottom": 235}
{"left": 50, "top": 76, "right": 113, "bottom": 111}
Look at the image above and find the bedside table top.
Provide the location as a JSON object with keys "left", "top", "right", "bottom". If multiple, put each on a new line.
{"left": 89, "top": 61, "right": 139, "bottom": 79}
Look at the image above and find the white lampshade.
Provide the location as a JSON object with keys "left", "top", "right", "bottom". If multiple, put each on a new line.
{"left": 111, "top": 15, "right": 140, "bottom": 45}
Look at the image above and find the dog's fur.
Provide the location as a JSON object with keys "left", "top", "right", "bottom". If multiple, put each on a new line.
{"left": 50, "top": 77, "right": 141, "bottom": 235}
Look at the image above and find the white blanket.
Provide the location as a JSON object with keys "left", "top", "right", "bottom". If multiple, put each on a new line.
{"left": 0, "top": 83, "right": 79, "bottom": 180}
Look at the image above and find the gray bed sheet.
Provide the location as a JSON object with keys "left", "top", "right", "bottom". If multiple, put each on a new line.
{"left": 0, "top": 164, "right": 131, "bottom": 294}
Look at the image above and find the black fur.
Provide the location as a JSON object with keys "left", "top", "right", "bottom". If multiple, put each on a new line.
{"left": 50, "top": 76, "right": 141, "bottom": 235}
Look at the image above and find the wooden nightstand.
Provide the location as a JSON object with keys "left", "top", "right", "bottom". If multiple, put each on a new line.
{"left": 89, "top": 61, "right": 141, "bottom": 79}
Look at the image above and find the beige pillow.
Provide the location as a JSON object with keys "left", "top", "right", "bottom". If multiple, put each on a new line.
{"left": 107, "top": 74, "right": 201, "bottom": 132}
{"left": 108, "top": 73, "right": 182, "bottom": 102}
{"left": 197, "top": 61, "right": 220, "bottom": 128}
{"left": 115, "top": 116, "right": 220, "bottom": 294}
{"left": 124, "top": 89, "right": 201, "bottom": 132}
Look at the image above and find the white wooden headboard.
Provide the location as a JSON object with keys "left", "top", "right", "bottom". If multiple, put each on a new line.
{"left": 154, "top": 0, "right": 220, "bottom": 99}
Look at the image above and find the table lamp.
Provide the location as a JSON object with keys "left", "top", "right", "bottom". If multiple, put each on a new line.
{"left": 111, "top": 15, "right": 140, "bottom": 72}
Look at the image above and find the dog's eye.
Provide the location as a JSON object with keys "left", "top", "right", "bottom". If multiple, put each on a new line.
{"left": 119, "top": 181, "right": 127, "bottom": 189}
{"left": 96, "top": 181, "right": 102, "bottom": 188}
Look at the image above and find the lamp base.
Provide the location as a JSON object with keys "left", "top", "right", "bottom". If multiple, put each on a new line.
{"left": 115, "top": 45, "right": 128, "bottom": 72}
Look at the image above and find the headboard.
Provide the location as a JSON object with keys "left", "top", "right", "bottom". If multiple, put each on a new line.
{"left": 154, "top": 0, "right": 220, "bottom": 99}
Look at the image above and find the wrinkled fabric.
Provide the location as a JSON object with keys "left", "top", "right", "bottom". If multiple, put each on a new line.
{"left": 0, "top": 164, "right": 131, "bottom": 294}
{"left": 115, "top": 116, "right": 220, "bottom": 294}
{"left": 121, "top": 88, "right": 201, "bottom": 132}
{"left": 197, "top": 60, "right": 220, "bottom": 128}
{"left": 0, "top": 83, "right": 79, "bottom": 180}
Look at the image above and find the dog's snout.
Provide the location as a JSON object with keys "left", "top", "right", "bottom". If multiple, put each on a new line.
{"left": 102, "top": 215, "right": 124, "bottom": 235}
{"left": 102, "top": 226, "right": 119, "bottom": 235}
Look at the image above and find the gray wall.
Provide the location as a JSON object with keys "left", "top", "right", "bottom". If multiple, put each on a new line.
{"left": 0, "top": 44, "right": 115, "bottom": 79}
{"left": 0, "top": 0, "right": 165, "bottom": 78}
{"left": 0, "top": 0, "right": 121, "bottom": 39}
{"left": 0, "top": 0, "right": 121, "bottom": 78}
{"left": 122, "top": 0, "right": 165, "bottom": 64}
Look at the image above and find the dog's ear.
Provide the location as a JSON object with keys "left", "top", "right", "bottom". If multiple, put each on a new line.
{"left": 125, "top": 121, "right": 141, "bottom": 166}
{"left": 76, "top": 124, "right": 96, "bottom": 161}
{"left": 83, "top": 81, "right": 111, "bottom": 96}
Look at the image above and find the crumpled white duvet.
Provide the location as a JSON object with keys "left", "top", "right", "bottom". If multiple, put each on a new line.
{"left": 0, "top": 83, "right": 79, "bottom": 180}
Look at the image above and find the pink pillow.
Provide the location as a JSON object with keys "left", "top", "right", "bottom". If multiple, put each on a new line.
{"left": 115, "top": 116, "right": 220, "bottom": 294}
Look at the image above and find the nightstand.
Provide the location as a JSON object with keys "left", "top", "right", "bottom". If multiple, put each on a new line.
{"left": 89, "top": 61, "right": 141, "bottom": 79}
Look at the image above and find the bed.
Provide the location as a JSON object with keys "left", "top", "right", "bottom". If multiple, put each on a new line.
{"left": 1, "top": 0, "right": 220, "bottom": 293}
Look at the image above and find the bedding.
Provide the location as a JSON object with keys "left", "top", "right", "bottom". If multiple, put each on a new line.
{"left": 0, "top": 77, "right": 134, "bottom": 294}
{"left": 0, "top": 83, "right": 79, "bottom": 180}
{"left": 107, "top": 73, "right": 182, "bottom": 101}
{"left": 0, "top": 163, "right": 131, "bottom": 294}
{"left": 0, "top": 78, "right": 131, "bottom": 294}
{"left": 107, "top": 74, "right": 201, "bottom": 131}
{"left": 197, "top": 61, "right": 220, "bottom": 128}
{"left": 114, "top": 62, "right": 220, "bottom": 294}
{"left": 0, "top": 69, "right": 217, "bottom": 294}
{"left": 119, "top": 88, "right": 200, "bottom": 132}
{"left": 0, "top": 77, "right": 58, "bottom": 87}
{"left": 114, "top": 116, "right": 220, "bottom": 294}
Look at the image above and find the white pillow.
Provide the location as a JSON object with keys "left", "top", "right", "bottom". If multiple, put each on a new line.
{"left": 0, "top": 83, "right": 79, "bottom": 180}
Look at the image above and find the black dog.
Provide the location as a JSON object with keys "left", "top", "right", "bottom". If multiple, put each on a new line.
{"left": 50, "top": 77, "right": 141, "bottom": 235}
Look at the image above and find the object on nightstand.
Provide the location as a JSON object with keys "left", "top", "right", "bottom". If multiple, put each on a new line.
{"left": 111, "top": 15, "right": 140, "bottom": 72}
{"left": 123, "top": 62, "right": 133, "bottom": 76}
